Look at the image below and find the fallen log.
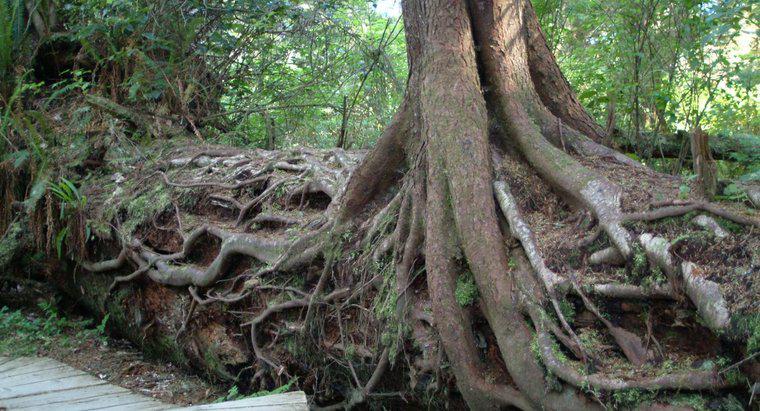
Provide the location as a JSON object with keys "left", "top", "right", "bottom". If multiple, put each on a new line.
{"left": 615, "top": 131, "right": 759, "bottom": 162}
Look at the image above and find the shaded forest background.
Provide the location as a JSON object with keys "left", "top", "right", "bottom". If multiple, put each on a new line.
{"left": 1, "top": 0, "right": 757, "bottom": 178}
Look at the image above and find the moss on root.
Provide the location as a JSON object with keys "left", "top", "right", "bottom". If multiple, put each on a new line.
{"left": 121, "top": 184, "right": 172, "bottom": 236}
{"left": 454, "top": 270, "right": 478, "bottom": 307}
{"left": 0, "top": 221, "right": 24, "bottom": 269}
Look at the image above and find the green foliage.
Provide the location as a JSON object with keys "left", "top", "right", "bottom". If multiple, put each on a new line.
{"left": 558, "top": 299, "right": 576, "bottom": 323}
{"left": 121, "top": 184, "right": 171, "bottom": 235}
{"left": 0, "top": 220, "right": 23, "bottom": 268}
{"left": 0, "top": 302, "right": 108, "bottom": 356}
{"left": 455, "top": 271, "right": 478, "bottom": 307}
{"left": 678, "top": 183, "right": 691, "bottom": 200}
{"left": 670, "top": 393, "right": 744, "bottom": 411}
{"left": 49, "top": 177, "right": 89, "bottom": 258}
{"left": 578, "top": 328, "right": 603, "bottom": 350}
{"left": 215, "top": 378, "right": 297, "bottom": 403}
{"left": 50, "top": 177, "right": 87, "bottom": 217}
{"left": 536, "top": 0, "right": 757, "bottom": 138}
{"left": 734, "top": 313, "right": 760, "bottom": 354}
{"left": 610, "top": 388, "right": 657, "bottom": 409}
{"left": 0, "top": 0, "right": 26, "bottom": 93}
{"left": 628, "top": 243, "right": 649, "bottom": 284}
{"left": 669, "top": 393, "right": 709, "bottom": 411}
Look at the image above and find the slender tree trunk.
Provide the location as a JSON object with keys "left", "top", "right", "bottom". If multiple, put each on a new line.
{"left": 263, "top": 110, "right": 276, "bottom": 150}
{"left": 337, "top": 96, "right": 348, "bottom": 149}
{"left": 605, "top": 88, "right": 617, "bottom": 138}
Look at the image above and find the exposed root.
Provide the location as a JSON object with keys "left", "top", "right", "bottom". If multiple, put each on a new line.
{"left": 691, "top": 214, "right": 730, "bottom": 239}
{"left": 570, "top": 279, "right": 649, "bottom": 366}
{"left": 243, "top": 287, "right": 350, "bottom": 373}
{"left": 494, "top": 181, "right": 588, "bottom": 361}
{"left": 579, "top": 283, "right": 674, "bottom": 300}
{"left": 494, "top": 181, "right": 565, "bottom": 292}
{"left": 235, "top": 174, "right": 307, "bottom": 226}
{"left": 313, "top": 348, "right": 392, "bottom": 411}
{"left": 160, "top": 171, "right": 268, "bottom": 191}
{"left": 588, "top": 247, "right": 625, "bottom": 266}
{"left": 249, "top": 213, "right": 298, "bottom": 229}
{"left": 80, "top": 247, "right": 128, "bottom": 272}
{"left": 625, "top": 200, "right": 759, "bottom": 228}
{"left": 534, "top": 324, "right": 732, "bottom": 391}
{"left": 639, "top": 233, "right": 731, "bottom": 331}
{"left": 138, "top": 230, "right": 286, "bottom": 287}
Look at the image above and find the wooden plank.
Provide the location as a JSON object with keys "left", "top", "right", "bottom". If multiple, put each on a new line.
{"left": 1, "top": 383, "right": 132, "bottom": 408}
{"left": 0, "top": 357, "right": 306, "bottom": 411}
{"left": 37, "top": 391, "right": 166, "bottom": 411}
{"left": 0, "top": 357, "right": 42, "bottom": 373}
{"left": 0, "top": 372, "right": 108, "bottom": 400}
{"left": 0, "top": 367, "right": 88, "bottom": 388}
{"left": 81, "top": 400, "right": 170, "bottom": 411}
{"left": 13, "top": 394, "right": 147, "bottom": 410}
{"left": 0, "top": 361, "right": 72, "bottom": 381}
{"left": 178, "top": 391, "right": 308, "bottom": 410}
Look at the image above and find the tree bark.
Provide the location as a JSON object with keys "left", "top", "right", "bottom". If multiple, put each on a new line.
{"left": 690, "top": 127, "right": 718, "bottom": 199}
{"left": 263, "top": 110, "right": 276, "bottom": 150}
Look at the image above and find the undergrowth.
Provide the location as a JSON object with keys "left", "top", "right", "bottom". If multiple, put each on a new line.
{"left": 455, "top": 270, "right": 478, "bottom": 307}
{"left": 0, "top": 301, "right": 109, "bottom": 357}
{"left": 214, "top": 377, "right": 298, "bottom": 403}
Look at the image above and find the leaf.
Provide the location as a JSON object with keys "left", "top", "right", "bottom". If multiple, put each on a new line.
{"left": 679, "top": 184, "right": 691, "bottom": 200}
{"left": 24, "top": 176, "right": 49, "bottom": 212}
{"left": 55, "top": 227, "right": 70, "bottom": 259}
{"left": 1, "top": 149, "right": 29, "bottom": 168}
{"left": 128, "top": 81, "right": 141, "bottom": 100}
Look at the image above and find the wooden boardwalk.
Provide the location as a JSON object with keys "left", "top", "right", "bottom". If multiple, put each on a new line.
{"left": 0, "top": 357, "right": 307, "bottom": 410}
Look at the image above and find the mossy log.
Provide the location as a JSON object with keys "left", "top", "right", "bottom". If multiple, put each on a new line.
{"left": 49, "top": 258, "right": 249, "bottom": 382}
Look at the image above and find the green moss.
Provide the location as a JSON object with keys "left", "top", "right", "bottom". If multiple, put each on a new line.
{"left": 734, "top": 313, "right": 760, "bottom": 354}
{"left": 558, "top": 299, "right": 576, "bottom": 323}
{"left": 371, "top": 257, "right": 396, "bottom": 320}
{"left": 455, "top": 271, "right": 478, "bottom": 307}
{"left": 203, "top": 344, "right": 235, "bottom": 380}
{"left": 370, "top": 255, "right": 407, "bottom": 364}
{"left": 0, "top": 221, "right": 23, "bottom": 268}
{"left": 121, "top": 184, "right": 172, "bottom": 235}
{"left": 668, "top": 393, "right": 743, "bottom": 411}
{"left": 713, "top": 216, "right": 743, "bottom": 234}
{"left": 579, "top": 328, "right": 603, "bottom": 350}
{"left": 143, "top": 335, "right": 187, "bottom": 367}
{"left": 641, "top": 264, "right": 666, "bottom": 288}
{"left": 530, "top": 333, "right": 541, "bottom": 362}
{"left": 628, "top": 242, "right": 649, "bottom": 284}
{"left": 610, "top": 388, "right": 657, "bottom": 409}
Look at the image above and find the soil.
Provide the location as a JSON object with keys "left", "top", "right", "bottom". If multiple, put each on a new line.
{"left": 0, "top": 279, "right": 226, "bottom": 406}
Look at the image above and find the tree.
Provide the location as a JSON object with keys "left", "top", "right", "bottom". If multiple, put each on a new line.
{"left": 324, "top": 0, "right": 756, "bottom": 408}
{"left": 3, "top": 0, "right": 757, "bottom": 409}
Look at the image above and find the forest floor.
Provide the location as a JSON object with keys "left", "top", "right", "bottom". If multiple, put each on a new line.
{"left": 0, "top": 279, "right": 226, "bottom": 406}
{"left": 2, "top": 137, "right": 758, "bottom": 409}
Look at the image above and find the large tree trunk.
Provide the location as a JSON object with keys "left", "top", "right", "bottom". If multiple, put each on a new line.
{"left": 4, "top": 0, "right": 758, "bottom": 409}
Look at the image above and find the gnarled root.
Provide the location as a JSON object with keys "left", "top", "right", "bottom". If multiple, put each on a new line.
{"left": 639, "top": 233, "right": 730, "bottom": 331}
{"left": 626, "top": 200, "right": 759, "bottom": 228}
